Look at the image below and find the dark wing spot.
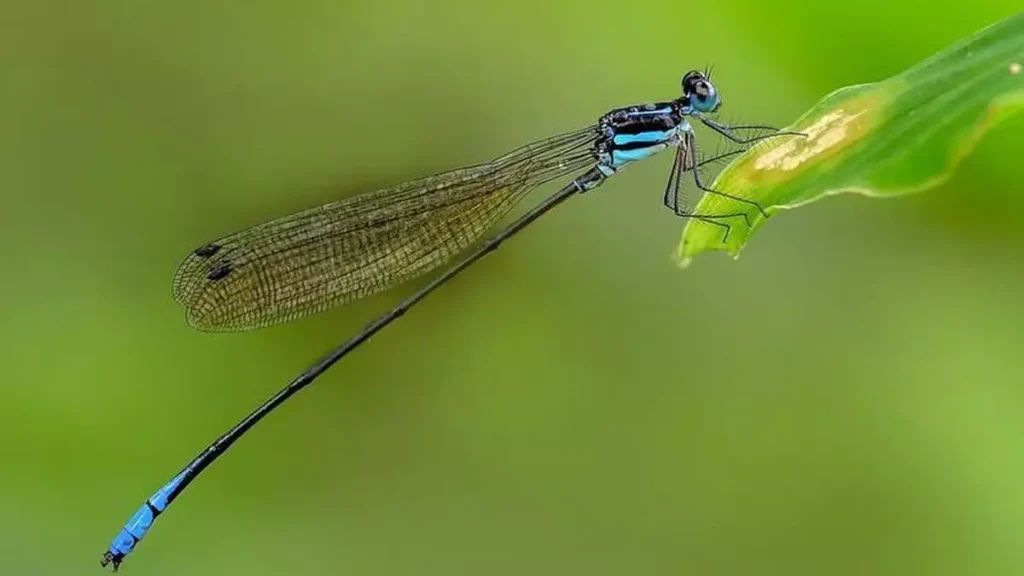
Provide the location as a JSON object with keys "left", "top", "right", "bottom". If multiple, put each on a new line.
{"left": 206, "top": 261, "right": 233, "bottom": 281}
{"left": 193, "top": 243, "right": 222, "bottom": 258}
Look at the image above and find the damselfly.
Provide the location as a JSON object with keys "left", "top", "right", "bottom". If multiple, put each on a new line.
{"left": 103, "top": 70, "right": 797, "bottom": 570}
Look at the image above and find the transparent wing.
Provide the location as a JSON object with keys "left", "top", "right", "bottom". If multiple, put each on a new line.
{"left": 173, "top": 127, "right": 599, "bottom": 332}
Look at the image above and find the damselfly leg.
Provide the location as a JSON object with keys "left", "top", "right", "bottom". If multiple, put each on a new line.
{"left": 687, "top": 134, "right": 771, "bottom": 220}
{"left": 698, "top": 116, "right": 805, "bottom": 145}
{"left": 665, "top": 123, "right": 807, "bottom": 241}
{"left": 663, "top": 145, "right": 752, "bottom": 243}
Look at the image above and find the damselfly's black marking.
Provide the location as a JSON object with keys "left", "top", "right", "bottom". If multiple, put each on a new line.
{"left": 204, "top": 261, "right": 232, "bottom": 282}
{"left": 192, "top": 243, "right": 221, "bottom": 258}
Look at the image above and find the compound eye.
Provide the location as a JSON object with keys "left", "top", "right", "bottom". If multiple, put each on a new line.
{"left": 692, "top": 80, "right": 719, "bottom": 113}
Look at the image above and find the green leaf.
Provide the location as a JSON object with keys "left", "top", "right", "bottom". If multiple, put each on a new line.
{"left": 676, "top": 12, "right": 1024, "bottom": 266}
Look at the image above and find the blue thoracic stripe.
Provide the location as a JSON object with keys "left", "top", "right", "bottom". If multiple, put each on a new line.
{"left": 611, "top": 143, "right": 669, "bottom": 168}
{"left": 613, "top": 130, "right": 672, "bottom": 146}
{"left": 625, "top": 106, "right": 672, "bottom": 117}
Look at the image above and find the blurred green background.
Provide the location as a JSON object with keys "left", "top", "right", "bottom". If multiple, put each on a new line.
{"left": 2, "top": 2, "right": 1023, "bottom": 575}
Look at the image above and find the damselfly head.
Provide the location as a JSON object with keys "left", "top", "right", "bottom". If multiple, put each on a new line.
{"left": 681, "top": 70, "right": 721, "bottom": 114}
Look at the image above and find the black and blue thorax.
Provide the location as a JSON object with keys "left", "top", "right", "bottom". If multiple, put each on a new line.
{"left": 595, "top": 99, "right": 693, "bottom": 176}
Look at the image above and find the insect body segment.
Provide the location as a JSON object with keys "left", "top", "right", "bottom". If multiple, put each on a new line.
{"left": 102, "top": 471, "right": 189, "bottom": 571}
{"left": 596, "top": 102, "right": 691, "bottom": 176}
